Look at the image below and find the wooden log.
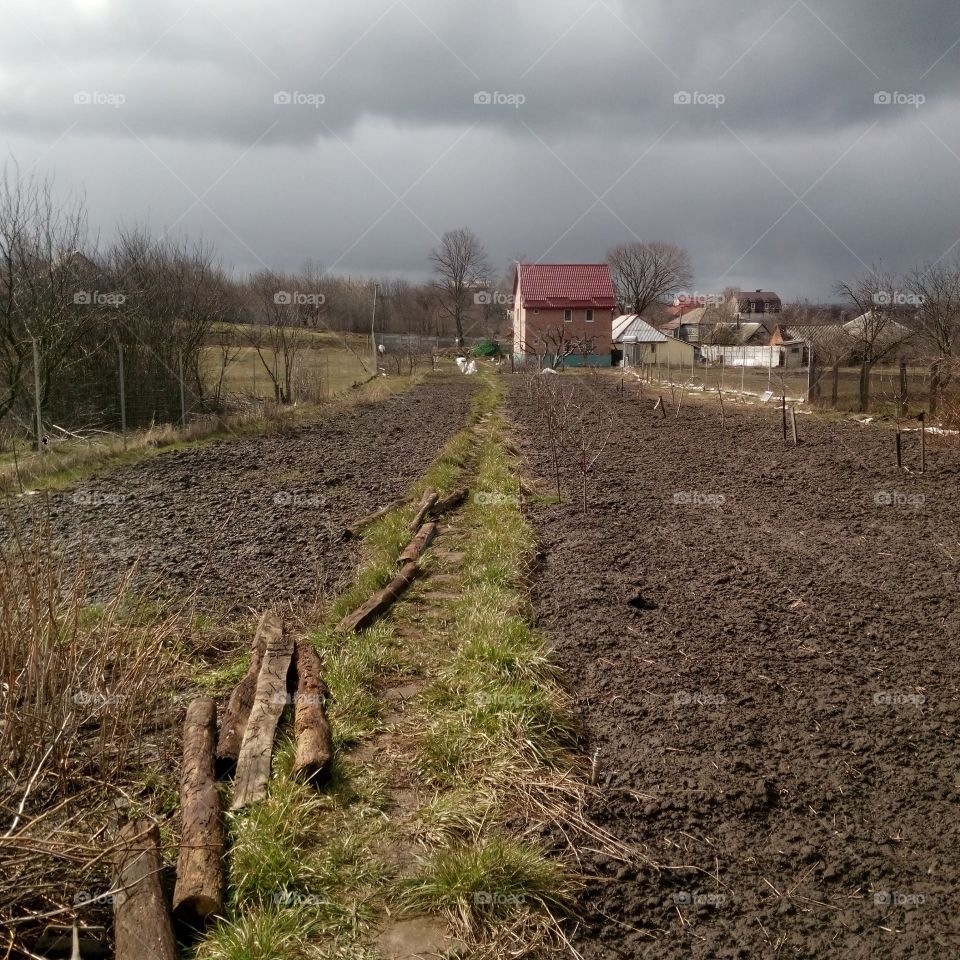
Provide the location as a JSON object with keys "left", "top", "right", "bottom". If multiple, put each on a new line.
{"left": 230, "top": 620, "right": 295, "bottom": 810}
{"left": 113, "top": 821, "right": 176, "bottom": 960}
{"left": 409, "top": 488, "right": 437, "bottom": 534}
{"left": 291, "top": 638, "right": 334, "bottom": 786}
{"left": 399, "top": 521, "right": 437, "bottom": 565}
{"left": 215, "top": 613, "right": 275, "bottom": 779}
{"left": 173, "top": 697, "right": 225, "bottom": 929}
{"left": 429, "top": 488, "right": 468, "bottom": 518}
{"left": 343, "top": 497, "right": 405, "bottom": 539}
{"left": 336, "top": 561, "right": 420, "bottom": 633}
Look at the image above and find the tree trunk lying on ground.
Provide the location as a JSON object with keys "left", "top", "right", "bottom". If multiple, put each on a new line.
{"left": 113, "top": 821, "right": 176, "bottom": 960}
{"left": 230, "top": 619, "right": 295, "bottom": 810}
{"left": 409, "top": 489, "right": 437, "bottom": 534}
{"left": 342, "top": 496, "right": 406, "bottom": 539}
{"left": 173, "top": 696, "right": 225, "bottom": 929}
{"left": 215, "top": 613, "right": 274, "bottom": 778}
{"left": 336, "top": 561, "right": 420, "bottom": 633}
{"left": 429, "top": 488, "right": 468, "bottom": 518}
{"left": 291, "top": 638, "right": 334, "bottom": 786}
{"left": 399, "top": 521, "right": 437, "bottom": 565}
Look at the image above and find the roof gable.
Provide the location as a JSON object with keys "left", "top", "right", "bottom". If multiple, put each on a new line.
{"left": 516, "top": 263, "right": 616, "bottom": 308}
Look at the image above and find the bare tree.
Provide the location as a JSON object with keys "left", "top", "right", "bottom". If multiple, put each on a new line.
{"left": 908, "top": 255, "right": 960, "bottom": 413}
{"left": 607, "top": 241, "right": 693, "bottom": 315}
{"left": 0, "top": 164, "right": 91, "bottom": 427}
{"left": 430, "top": 228, "right": 489, "bottom": 347}
{"left": 244, "top": 271, "right": 313, "bottom": 404}
{"left": 834, "top": 266, "right": 913, "bottom": 412}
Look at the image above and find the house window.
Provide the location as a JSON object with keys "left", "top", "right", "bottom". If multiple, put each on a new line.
{"left": 563, "top": 309, "right": 572, "bottom": 323}
{"left": 585, "top": 309, "right": 594, "bottom": 323}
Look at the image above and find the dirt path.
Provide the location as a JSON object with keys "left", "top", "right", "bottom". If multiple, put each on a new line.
{"left": 1, "top": 374, "right": 476, "bottom": 608}
{"left": 509, "top": 378, "right": 960, "bottom": 960}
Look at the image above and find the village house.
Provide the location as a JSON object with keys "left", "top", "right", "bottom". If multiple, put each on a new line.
{"left": 612, "top": 314, "right": 698, "bottom": 368}
{"left": 512, "top": 263, "right": 616, "bottom": 366}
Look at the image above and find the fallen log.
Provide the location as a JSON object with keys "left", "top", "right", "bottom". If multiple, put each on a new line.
{"left": 230, "top": 620, "right": 295, "bottom": 810}
{"left": 173, "top": 697, "right": 225, "bottom": 928}
{"left": 429, "top": 488, "right": 468, "bottom": 519}
{"left": 336, "top": 561, "right": 420, "bottom": 633}
{"left": 113, "top": 821, "right": 176, "bottom": 960}
{"left": 409, "top": 489, "right": 437, "bottom": 534}
{"left": 215, "top": 613, "right": 275, "bottom": 778}
{"left": 291, "top": 638, "right": 334, "bottom": 785}
{"left": 342, "top": 496, "right": 406, "bottom": 539}
{"left": 398, "top": 521, "right": 437, "bottom": 565}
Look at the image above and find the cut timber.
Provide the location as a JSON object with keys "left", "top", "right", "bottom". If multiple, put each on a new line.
{"left": 344, "top": 497, "right": 405, "bottom": 539}
{"left": 173, "top": 697, "right": 225, "bottom": 928}
{"left": 113, "top": 821, "right": 176, "bottom": 960}
{"left": 429, "top": 488, "right": 468, "bottom": 518}
{"left": 291, "top": 638, "right": 334, "bottom": 785}
{"left": 409, "top": 489, "right": 437, "bottom": 534}
{"left": 336, "top": 561, "right": 420, "bottom": 633}
{"left": 215, "top": 613, "right": 274, "bottom": 779}
{"left": 399, "top": 521, "right": 437, "bottom": 565}
{"left": 230, "top": 619, "right": 295, "bottom": 810}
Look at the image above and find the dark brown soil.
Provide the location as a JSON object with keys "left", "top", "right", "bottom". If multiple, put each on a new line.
{"left": 509, "top": 377, "right": 960, "bottom": 959}
{"left": 2, "top": 374, "right": 475, "bottom": 608}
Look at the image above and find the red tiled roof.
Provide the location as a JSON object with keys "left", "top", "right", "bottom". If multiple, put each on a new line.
{"left": 515, "top": 263, "right": 616, "bottom": 309}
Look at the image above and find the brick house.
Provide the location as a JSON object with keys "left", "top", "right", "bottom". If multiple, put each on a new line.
{"left": 512, "top": 263, "right": 616, "bottom": 367}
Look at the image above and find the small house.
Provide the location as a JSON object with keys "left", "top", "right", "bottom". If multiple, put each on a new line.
{"left": 613, "top": 314, "right": 699, "bottom": 368}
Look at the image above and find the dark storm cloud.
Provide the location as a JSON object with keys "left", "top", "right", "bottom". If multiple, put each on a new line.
{"left": 0, "top": 0, "right": 958, "bottom": 298}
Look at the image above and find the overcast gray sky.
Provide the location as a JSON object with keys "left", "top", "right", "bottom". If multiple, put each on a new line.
{"left": 1, "top": 0, "right": 958, "bottom": 299}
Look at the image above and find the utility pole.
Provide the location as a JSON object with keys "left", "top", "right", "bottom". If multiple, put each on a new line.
{"left": 32, "top": 338, "right": 44, "bottom": 453}
{"left": 370, "top": 283, "right": 379, "bottom": 375}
